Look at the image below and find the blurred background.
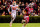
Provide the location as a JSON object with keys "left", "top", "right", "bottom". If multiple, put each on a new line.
{"left": 0, "top": 0, "right": 40, "bottom": 23}
{"left": 0, "top": 0, "right": 40, "bottom": 16}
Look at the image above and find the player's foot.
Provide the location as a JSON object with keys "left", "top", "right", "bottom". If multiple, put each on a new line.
{"left": 22, "top": 26, "right": 25, "bottom": 27}
{"left": 22, "top": 22, "right": 23, "bottom": 24}
{"left": 10, "top": 25, "right": 11, "bottom": 27}
{"left": 10, "top": 24, "right": 12, "bottom": 27}
{"left": 10, "top": 22, "right": 12, "bottom": 27}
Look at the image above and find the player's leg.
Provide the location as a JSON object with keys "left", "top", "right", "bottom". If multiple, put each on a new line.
{"left": 22, "top": 20, "right": 27, "bottom": 27}
{"left": 22, "top": 16, "right": 25, "bottom": 24}
{"left": 10, "top": 17, "right": 15, "bottom": 27}
{"left": 10, "top": 14, "right": 15, "bottom": 27}
{"left": 22, "top": 20, "right": 25, "bottom": 24}
{"left": 23, "top": 16, "right": 29, "bottom": 27}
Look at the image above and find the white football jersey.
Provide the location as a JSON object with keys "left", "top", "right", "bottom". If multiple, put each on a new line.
{"left": 10, "top": 5, "right": 18, "bottom": 13}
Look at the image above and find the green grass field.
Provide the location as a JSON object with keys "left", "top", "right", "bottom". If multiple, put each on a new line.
{"left": 0, "top": 23, "right": 40, "bottom": 27}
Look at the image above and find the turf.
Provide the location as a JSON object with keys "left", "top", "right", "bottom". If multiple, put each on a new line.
{"left": 0, "top": 23, "right": 40, "bottom": 27}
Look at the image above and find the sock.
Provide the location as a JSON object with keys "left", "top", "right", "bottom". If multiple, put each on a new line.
{"left": 10, "top": 20, "right": 12, "bottom": 27}
{"left": 22, "top": 25, "right": 24, "bottom": 27}
{"left": 10, "top": 19, "right": 14, "bottom": 27}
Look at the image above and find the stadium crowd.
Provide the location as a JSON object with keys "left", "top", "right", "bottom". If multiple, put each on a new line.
{"left": 0, "top": 0, "right": 40, "bottom": 16}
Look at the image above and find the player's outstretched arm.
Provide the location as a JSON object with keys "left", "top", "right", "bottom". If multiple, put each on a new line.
{"left": 8, "top": 7, "right": 11, "bottom": 14}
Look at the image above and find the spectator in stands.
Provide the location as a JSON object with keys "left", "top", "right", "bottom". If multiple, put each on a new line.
{"left": 3, "top": 6, "right": 5, "bottom": 11}
{"left": 21, "top": 2, "right": 25, "bottom": 9}
{"left": 0, "top": 0, "right": 1, "bottom": 5}
{"left": 34, "top": 2, "right": 38, "bottom": 14}
{"left": 38, "top": 7, "right": 40, "bottom": 16}
{"left": 1, "top": 5, "right": 3, "bottom": 8}
{"left": 18, "top": 8, "right": 21, "bottom": 15}
{"left": 1, "top": 8, "right": 3, "bottom": 15}
{"left": 5, "top": 1, "right": 7, "bottom": 5}
{"left": 0, "top": 0, "right": 40, "bottom": 16}
{"left": 34, "top": 2, "right": 38, "bottom": 11}
{"left": 29, "top": 0, "right": 32, "bottom": 3}
{"left": 36, "top": 0, "right": 39, "bottom": 5}
{"left": 18, "top": 2, "right": 21, "bottom": 6}
{"left": 5, "top": 7, "right": 9, "bottom": 15}
{"left": 34, "top": 10, "right": 38, "bottom": 16}
{"left": 25, "top": 2, "right": 29, "bottom": 7}
{"left": 29, "top": 5, "right": 33, "bottom": 16}
{"left": 0, "top": 6, "right": 1, "bottom": 15}
{"left": 2, "top": 11, "right": 5, "bottom": 16}
{"left": 31, "top": 1, "right": 34, "bottom": 6}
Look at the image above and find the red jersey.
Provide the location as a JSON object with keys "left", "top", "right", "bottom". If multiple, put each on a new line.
{"left": 25, "top": 6, "right": 29, "bottom": 16}
{"left": 28, "top": 8, "right": 33, "bottom": 14}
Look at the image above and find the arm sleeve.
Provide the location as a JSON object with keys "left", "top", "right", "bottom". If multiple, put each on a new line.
{"left": 8, "top": 7, "right": 10, "bottom": 12}
{"left": 8, "top": 5, "right": 12, "bottom": 12}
